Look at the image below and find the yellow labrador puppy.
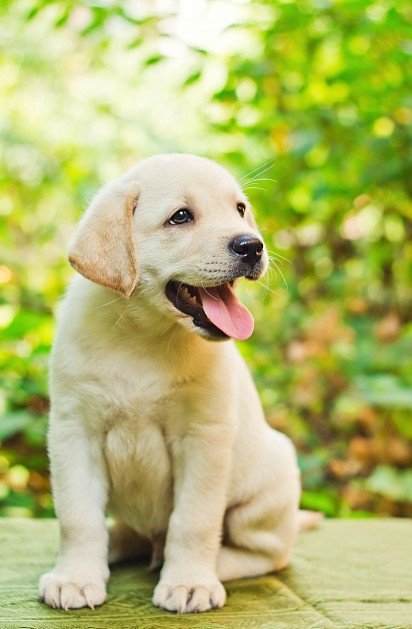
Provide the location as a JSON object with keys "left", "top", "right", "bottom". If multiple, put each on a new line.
{"left": 39, "top": 154, "right": 302, "bottom": 614}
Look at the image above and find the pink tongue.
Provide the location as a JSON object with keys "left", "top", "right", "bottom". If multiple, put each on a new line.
{"left": 198, "top": 284, "right": 254, "bottom": 340}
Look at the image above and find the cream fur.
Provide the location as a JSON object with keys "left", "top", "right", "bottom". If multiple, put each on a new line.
{"left": 38, "top": 154, "right": 301, "bottom": 614}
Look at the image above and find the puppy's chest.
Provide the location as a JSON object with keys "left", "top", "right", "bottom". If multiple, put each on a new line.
{"left": 100, "top": 349, "right": 195, "bottom": 431}
{"left": 98, "top": 351, "right": 208, "bottom": 535}
{"left": 105, "top": 412, "right": 173, "bottom": 536}
{"left": 102, "top": 376, "right": 187, "bottom": 536}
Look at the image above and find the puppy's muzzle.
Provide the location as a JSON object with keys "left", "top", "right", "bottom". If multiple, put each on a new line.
{"left": 230, "top": 234, "right": 263, "bottom": 265}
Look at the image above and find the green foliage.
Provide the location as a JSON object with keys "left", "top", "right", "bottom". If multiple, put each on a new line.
{"left": 0, "top": 0, "right": 411, "bottom": 517}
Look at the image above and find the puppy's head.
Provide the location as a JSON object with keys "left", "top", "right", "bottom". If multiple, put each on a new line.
{"left": 69, "top": 154, "right": 268, "bottom": 341}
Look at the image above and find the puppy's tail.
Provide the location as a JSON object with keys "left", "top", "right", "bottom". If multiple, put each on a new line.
{"left": 298, "top": 509, "right": 324, "bottom": 531}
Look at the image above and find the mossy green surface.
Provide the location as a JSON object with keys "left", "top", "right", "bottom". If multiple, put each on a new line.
{"left": 0, "top": 519, "right": 411, "bottom": 628}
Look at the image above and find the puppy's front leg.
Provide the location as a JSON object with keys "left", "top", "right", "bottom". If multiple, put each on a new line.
{"left": 153, "top": 422, "right": 233, "bottom": 614}
{"left": 39, "top": 415, "right": 109, "bottom": 610}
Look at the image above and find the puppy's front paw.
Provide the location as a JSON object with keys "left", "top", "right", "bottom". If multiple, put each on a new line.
{"left": 153, "top": 578, "right": 226, "bottom": 613}
{"left": 38, "top": 571, "right": 107, "bottom": 610}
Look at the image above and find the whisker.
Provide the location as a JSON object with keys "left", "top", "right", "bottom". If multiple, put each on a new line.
{"left": 267, "top": 260, "right": 278, "bottom": 280}
{"left": 256, "top": 281, "right": 282, "bottom": 297}
{"left": 111, "top": 300, "right": 133, "bottom": 329}
{"left": 242, "top": 186, "right": 266, "bottom": 192}
{"left": 245, "top": 177, "right": 277, "bottom": 184}
{"left": 239, "top": 159, "right": 273, "bottom": 183}
{"left": 268, "top": 255, "right": 284, "bottom": 269}
{"left": 272, "top": 260, "right": 289, "bottom": 290}
{"left": 267, "top": 250, "right": 292, "bottom": 264}
{"left": 136, "top": 284, "right": 155, "bottom": 299}
{"left": 261, "top": 272, "right": 270, "bottom": 300}
{"left": 239, "top": 158, "right": 275, "bottom": 184}
{"left": 241, "top": 162, "right": 276, "bottom": 185}
{"left": 202, "top": 286, "right": 219, "bottom": 301}
{"left": 91, "top": 296, "right": 124, "bottom": 310}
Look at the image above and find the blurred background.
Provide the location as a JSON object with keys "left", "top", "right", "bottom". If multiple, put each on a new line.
{"left": 1, "top": 0, "right": 411, "bottom": 519}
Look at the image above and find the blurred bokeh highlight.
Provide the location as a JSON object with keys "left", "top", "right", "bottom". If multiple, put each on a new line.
{"left": 1, "top": 0, "right": 411, "bottom": 518}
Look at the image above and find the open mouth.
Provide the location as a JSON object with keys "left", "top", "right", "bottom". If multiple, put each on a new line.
{"left": 165, "top": 281, "right": 254, "bottom": 340}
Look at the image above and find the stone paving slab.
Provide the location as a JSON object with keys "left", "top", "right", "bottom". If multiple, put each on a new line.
{"left": 0, "top": 518, "right": 411, "bottom": 628}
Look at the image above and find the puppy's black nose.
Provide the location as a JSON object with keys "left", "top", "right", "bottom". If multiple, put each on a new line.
{"left": 230, "top": 234, "right": 264, "bottom": 264}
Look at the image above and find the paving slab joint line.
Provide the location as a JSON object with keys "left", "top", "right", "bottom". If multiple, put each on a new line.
{"left": 275, "top": 580, "right": 338, "bottom": 628}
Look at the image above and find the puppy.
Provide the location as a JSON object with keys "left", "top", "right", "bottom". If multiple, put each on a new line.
{"left": 39, "top": 154, "right": 302, "bottom": 614}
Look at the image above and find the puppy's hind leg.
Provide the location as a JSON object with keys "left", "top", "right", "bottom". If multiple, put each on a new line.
{"left": 217, "top": 487, "right": 300, "bottom": 582}
{"left": 109, "top": 521, "right": 165, "bottom": 571}
{"left": 108, "top": 521, "right": 151, "bottom": 564}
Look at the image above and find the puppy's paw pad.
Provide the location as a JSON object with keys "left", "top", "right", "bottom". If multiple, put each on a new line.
{"left": 153, "top": 580, "right": 226, "bottom": 613}
{"left": 38, "top": 572, "right": 107, "bottom": 610}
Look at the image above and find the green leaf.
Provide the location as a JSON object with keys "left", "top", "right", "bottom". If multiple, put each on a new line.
{"left": 365, "top": 466, "right": 412, "bottom": 503}
{"left": 300, "top": 490, "right": 337, "bottom": 517}
{"left": 182, "top": 70, "right": 202, "bottom": 87}
{"left": 0, "top": 412, "right": 32, "bottom": 442}
{"left": 356, "top": 375, "right": 412, "bottom": 409}
{"left": 144, "top": 55, "right": 164, "bottom": 67}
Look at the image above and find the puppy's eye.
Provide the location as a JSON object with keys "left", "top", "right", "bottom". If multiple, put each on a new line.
{"left": 168, "top": 209, "right": 193, "bottom": 225}
{"left": 237, "top": 202, "right": 246, "bottom": 218}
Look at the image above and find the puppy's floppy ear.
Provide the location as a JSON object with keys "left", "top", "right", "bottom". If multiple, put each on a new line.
{"left": 68, "top": 182, "right": 139, "bottom": 298}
